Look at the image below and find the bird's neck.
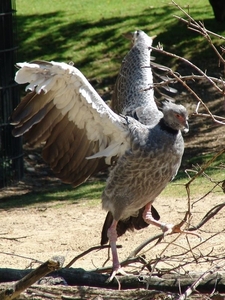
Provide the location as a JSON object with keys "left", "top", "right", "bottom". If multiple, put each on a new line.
{"left": 158, "top": 118, "right": 179, "bottom": 135}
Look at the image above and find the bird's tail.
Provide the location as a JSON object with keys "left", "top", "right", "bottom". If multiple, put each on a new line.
{"left": 100, "top": 205, "right": 160, "bottom": 245}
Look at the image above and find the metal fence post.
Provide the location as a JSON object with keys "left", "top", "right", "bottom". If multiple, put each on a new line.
{"left": 0, "top": 0, "right": 23, "bottom": 188}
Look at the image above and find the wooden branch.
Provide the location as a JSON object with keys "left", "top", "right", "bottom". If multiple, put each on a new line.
{"left": 172, "top": 1, "right": 225, "bottom": 65}
{"left": 1, "top": 267, "right": 225, "bottom": 293}
{"left": 0, "top": 259, "right": 60, "bottom": 300}
{"left": 1, "top": 284, "right": 169, "bottom": 300}
{"left": 65, "top": 244, "right": 115, "bottom": 268}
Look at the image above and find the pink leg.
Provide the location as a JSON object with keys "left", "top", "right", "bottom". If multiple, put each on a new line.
{"left": 107, "top": 220, "right": 120, "bottom": 271}
{"left": 143, "top": 203, "right": 201, "bottom": 239}
{"left": 143, "top": 203, "right": 174, "bottom": 234}
{"left": 107, "top": 220, "right": 127, "bottom": 282}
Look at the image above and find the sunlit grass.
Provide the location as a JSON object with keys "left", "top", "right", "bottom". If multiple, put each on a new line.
{"left": 16, "top": 0, "right": 225, "bottom": 82}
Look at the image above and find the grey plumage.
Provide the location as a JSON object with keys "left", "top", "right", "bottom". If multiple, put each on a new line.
{"left": 101, "top": 30, "right": 186, "bottom": 245}
{"left": 103, "top": 102, "right": 187, "bottom": 221}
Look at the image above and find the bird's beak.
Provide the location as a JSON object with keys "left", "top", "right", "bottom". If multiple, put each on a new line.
{"left": 183, "top": 121, "right": 189, "bottom": 133}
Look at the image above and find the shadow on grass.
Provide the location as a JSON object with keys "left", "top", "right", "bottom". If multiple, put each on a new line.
{"left": 0, "top": 181, "right": 105, "bottom": 210}
{"left": 16, "top": 4, "right": 225, "bottom": 82}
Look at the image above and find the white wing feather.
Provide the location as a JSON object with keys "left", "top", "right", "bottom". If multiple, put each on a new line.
{"left": 15, "top": 61, "right": 129, "bottom": 163}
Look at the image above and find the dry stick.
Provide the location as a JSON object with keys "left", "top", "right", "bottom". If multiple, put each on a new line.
{"left": 177, "top": 270, "right": 214, "bottom": 300}
{"left": 191, "top": 180, "right": 223, "bottom": 207}
{"left": 150, "top": 45, "right": 225, "bottom": 125}
{"left": 147, "top": 68, "right": 225, "bottom": 121}
{"left": 188, "top": 201, "right": 225, "bottom": 231}
{"left": 0, "top": 236, "right": 27, "bottom": 242}
{"left": 151, "top": 44, "right": 223, "bottom": 94}
{"left": 0, "top": 251, "right": 43, "bottom": 265}
{"left": 152, "top": 73, "right": 225, "bottom": 94}
{"left": 145, "top": 233, "right": 183, "bottom": 289}
{"left": 0, "top": 259, "right": 60, "bottom": 300}
{"left": 92, "top": 256, "right": 150, "bottom": 274}
{"left": 185, "top": 149, "right": 225, "bottom": 195}
{"left": 128, "top": 212, "right": 192, "bottom": 259}
{"left": 147, "top": 59, "right": 225, "bottom": 123}
{"left": 172, "top": 0, "right": 225, "bottom": 65}
{"left": 177, "top": 260, "right": 225, "bottom": 300}
{"left": 128, "top": 200, "right": 224, "bottom": 260}
{"left": 65, "top": 245, "right": 121, "bottom": 268}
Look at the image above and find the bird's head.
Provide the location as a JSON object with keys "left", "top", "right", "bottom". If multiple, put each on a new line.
{"left": 162, "top": 101, "right": 189, "bottom": 133}
{"left": 123, "top": 30, "right": 153, "bottom": 48}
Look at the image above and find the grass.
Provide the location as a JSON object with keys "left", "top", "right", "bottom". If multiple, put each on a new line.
{"left": 1, "top": 151, "right": 224, "bottom": 209}
{"left": 16, "top": 0, "right": 225, "bottom": 83}
{"left": 0, "top": 181, "right": 105, "bottom": 209}
{"left": 7, "top": 0, "right": 225, "bottom": 207}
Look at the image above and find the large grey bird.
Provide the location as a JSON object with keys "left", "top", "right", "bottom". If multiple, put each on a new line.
{"left": 101, "top": 30, "right": 163, "bottom": 245}
{"left": 11, "top": 30, "right": 189, "bottom": 281}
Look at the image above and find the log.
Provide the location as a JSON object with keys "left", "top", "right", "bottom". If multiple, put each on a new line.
{"left": 0, "top": 259, "right": 60, "bottom": 300}
{"left": 1, "top": 267, "right": 225, "bottom": 293}
{"left": 0, "top": 284, "right": 170, "bottom": 300}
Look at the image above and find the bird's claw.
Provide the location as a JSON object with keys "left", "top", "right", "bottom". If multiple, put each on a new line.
{"left": 106, "top": 266, "right": 128, "bottom": 283}
{"left": 160, "top": 223, "right": 174, "bottom": 234}
{"left": 161, "top": 222, "right": 202, "bottom": 240}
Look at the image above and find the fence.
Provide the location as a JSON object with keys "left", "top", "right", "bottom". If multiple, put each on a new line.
{"left": 0, "top": 0, "right": 23, "bottom": 188}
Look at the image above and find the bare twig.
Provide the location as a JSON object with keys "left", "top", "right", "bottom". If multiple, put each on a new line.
{"left": 0, "top": 251, "right": 43, "bottom": 265}
{"left": 65, "top": 244, "right": 121, "bottom": 268}
{"left": 172, "top": 0, "right": 225, "bottom": 65}
{"left": 177, "top": 260, "right": 225, "bottom": 300}
{"left": 0, "top": 236, "right": 28, "bottom": 242}
{"left": 150, "top": 45, "right": 225, "bottom": 125}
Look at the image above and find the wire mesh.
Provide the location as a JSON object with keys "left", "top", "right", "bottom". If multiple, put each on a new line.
{"left": 0, "top": 0, "right": 23, "bottom": 188}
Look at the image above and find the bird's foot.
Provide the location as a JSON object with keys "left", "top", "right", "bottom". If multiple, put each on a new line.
{"left": 160, "top": 222, "right": 174, "bottom": 234}
{"left": 106, "top": 266, "right": 128, "bottom": 283}
{"left": 161, "top": 219, "right": 201, "bottom": 240}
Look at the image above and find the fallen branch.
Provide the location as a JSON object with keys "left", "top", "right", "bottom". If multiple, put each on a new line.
{"left": 0, "top": 259, "right": 60, "bottom": 300}
{"left": 1, "top": 267, "right": 225, "bottom": 293}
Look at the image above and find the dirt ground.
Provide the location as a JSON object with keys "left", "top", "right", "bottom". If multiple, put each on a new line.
{"left": 0, "top": 186, "right": 225, "bottom": 273}
{"left": 0, "top": 156, "right": 225, "bottom": 279}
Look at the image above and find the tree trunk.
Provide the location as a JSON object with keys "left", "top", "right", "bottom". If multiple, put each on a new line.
{"left": 209, "top": 0, "right": 225, "bottom": 22}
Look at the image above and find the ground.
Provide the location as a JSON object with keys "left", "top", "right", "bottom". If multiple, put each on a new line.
{"left": 0, "top": 146, "right": 225, "bottom": 278}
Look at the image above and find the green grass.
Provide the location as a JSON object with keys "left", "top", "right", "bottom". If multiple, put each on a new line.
{"left": 1, "top": 150, "right": 224, "bottom": 209}
{"left": 9, "top": 0, "right": 225, "bottom": 207}
{"left": 16, "top": 0, "right": 225, "bottom": 83}
{"left": 0, "top": 181, "right": 105, "bottom": 209}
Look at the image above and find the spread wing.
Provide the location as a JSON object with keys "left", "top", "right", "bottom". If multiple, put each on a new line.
{"left": 111, "top": 30, "right": 163, "bottom": 126}
{"left": 12, "top": 61, "right": 129, "bottom": 186}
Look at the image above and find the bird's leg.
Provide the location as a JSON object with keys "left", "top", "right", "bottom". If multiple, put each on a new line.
{"left": 107, "top": 220, "right": 127, "bottom": 282}
{"left": 143, "top": 203, "right": 201, "bottom": 239}
{"left": 143, "top": 203, "right": 174, "bottom": 234}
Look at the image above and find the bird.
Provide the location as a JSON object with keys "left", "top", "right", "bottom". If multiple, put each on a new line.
{"left": 100, "top": 30, "right": 178, "bottom": 246}
{"left": 101, "top": 30, "right": 162, "bottom": 245}
{"left": 11, "top": 30, "right": 189, "bottom": 281}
